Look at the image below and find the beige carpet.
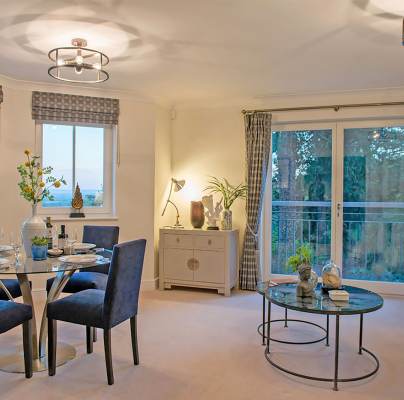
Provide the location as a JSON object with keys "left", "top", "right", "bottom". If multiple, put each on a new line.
{"left": 0, "top": 288, "right": 403, "bottom": 400}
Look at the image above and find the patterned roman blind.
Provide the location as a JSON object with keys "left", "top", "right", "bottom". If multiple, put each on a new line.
{"left": 32, "top": 91, "right": 119, "bottom": 124}
{"left": 0, "top": 86, "right": 3, "bottom": 104}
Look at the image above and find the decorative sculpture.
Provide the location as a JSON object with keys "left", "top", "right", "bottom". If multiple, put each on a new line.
{"left": 70, "top": 183, "right": 85, "bottom": 218}
{"left": 287, "top": 244, "right": 318, "bottom": 298}
{"left": 296, "top": 264, "right": 318, "bottom": 298}
{"left": 202, "top": 195, "right": 223, "bottom": 230}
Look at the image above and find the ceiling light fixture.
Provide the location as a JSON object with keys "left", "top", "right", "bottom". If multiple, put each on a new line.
{"left": 48, "top": 38, "right": 109, "bottom": 83}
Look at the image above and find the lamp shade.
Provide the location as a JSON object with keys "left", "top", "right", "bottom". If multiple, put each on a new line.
{"left": 172, "top": 179, "right": 185, "bottom": 192}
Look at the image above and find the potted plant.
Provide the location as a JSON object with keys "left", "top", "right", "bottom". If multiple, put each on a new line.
{"left": 17, "top": 150, "right": 66, "bottom": 256}
{"left": 204, "top": 177, "right": 247, "bottom": 230}
{"left": 286, "top": 244, "right": 318, "bottom": 297}
{"left": 31, "top": 236, "right": 48, "bottom": 261}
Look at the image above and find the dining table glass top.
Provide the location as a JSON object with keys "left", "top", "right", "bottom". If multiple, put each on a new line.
{"left": 0, "top": 254, "right": 111, "bottom": 275}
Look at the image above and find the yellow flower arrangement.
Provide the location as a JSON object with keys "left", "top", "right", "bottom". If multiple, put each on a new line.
{"left": 17, "top": 150, "right": 66, "bottom": 204}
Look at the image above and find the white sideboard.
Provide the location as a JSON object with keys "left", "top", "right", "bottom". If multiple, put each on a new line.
{"left": 159, "top": 228, "right": 239, "bottom": 296}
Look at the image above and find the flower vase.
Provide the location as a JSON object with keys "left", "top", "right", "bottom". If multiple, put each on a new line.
{"left": 221, "top": 209, "right": 232, "bottom": 230}
{"left": 21, "top": 204, "right": 46, "bottom": 257}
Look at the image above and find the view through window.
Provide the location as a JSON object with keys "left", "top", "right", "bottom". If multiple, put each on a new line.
{"left": 42, "top": 123, "right": 105, "bottom": 208}
{"left": 270, "top": 124, "right": 404, "bottom": 284}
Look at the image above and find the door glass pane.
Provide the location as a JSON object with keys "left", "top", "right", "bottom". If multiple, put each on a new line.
{"left": 75, "top": 126, "right": 104, "bottom": 207}
{"left": 343, "top": 126, "right": 404, "bottom": 282}
{"left": 42, "top": 124, "right": 73, "bottom": 207}
{"left": 271, "top": 129, "right": 332, "bottom": 276}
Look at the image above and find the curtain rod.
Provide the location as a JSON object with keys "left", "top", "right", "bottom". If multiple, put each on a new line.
{"left": 242, "top": 101, "right": 404, "bottom": 114}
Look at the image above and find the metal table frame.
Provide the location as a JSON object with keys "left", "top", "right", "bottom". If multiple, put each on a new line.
{"left": 261, "top": 292, "right": 380, "bottom": 391}
{"left": 0, "top": 254, "right": 110, "bottom": 373}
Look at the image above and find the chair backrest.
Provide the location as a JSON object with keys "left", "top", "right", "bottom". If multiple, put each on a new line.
{"left": 82, "top": 225, "right": 119, "bottom": 250}
{"left": 103, "top": 239, "right": 146, "bottom": 328}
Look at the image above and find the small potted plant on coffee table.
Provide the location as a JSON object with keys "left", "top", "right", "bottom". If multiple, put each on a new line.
{"left": 31, "top": 236, "right": 48, "bottom": 261}
{"left": 286, "top": 244, "right": 318, "bottom": 297}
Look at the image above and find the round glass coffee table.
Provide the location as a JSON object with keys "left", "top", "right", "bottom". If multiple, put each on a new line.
{"left": 264, "top": 283, "right": 383, "bottom": 391}
{"left": 0, "top": 254, "right": 110, "bottom": 373}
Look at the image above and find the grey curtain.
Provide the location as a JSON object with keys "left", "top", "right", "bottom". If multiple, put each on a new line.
{"left": 0, "top": 86, "right": 3, "bottom": 104}
{"left": 32, "top": 91, "right": 119, "bottom": 124}
{"left": 240, "top": 112, "right": 272, "bottom": 290}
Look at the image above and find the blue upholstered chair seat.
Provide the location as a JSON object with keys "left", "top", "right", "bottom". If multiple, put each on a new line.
{"left": 0, "top": 279, "right": 32, "bottom": 300}
{"left": 48, "top": 289, "right": 105, "bottom": 328}
{"left": 0, "top": 300, "right": 32, "bottom": 334}
{"left": 46, "top": 272, "right": 108, "bottom": 293}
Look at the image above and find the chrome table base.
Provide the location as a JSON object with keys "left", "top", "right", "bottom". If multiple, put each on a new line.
{"left": 0, "top": 269, "right": 77, "bottom": 374}
{"left": 0, "top": 343, "right": 76, "bottom": 373}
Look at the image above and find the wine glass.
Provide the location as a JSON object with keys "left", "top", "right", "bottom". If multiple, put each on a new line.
{"left": 9, "top": 232, "right": 22, "bottom": 265}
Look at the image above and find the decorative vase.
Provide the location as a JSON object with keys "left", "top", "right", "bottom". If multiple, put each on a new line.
{"left": 191, "top": 201, "right": 205, "bottom": 229}
{"left": 21, "top": 204, "right": 46, "bottom": 257}
{"left": 296, "top": 264, "right": 318, "bottom": 298}
{"left": 322, "top": 260, "right": 342, "bottom": 291}
{"left": 221, "top": 209, "right": 232, "bottom": 230}
{"left": 31, "top": 244, "right": 47, "bottom": 261}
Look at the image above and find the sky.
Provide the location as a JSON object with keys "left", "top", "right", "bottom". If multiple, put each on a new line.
{"left": 42, "top": 124, "right": 104, "bottom": 192}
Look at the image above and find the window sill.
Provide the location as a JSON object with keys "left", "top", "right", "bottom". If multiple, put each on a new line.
{"left": 41, "top": 215, "right": 118, "bottom": 222}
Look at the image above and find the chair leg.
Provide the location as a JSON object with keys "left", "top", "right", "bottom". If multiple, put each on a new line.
{"left": 22, "top": 320, "right": 33, "bottom": 379}
{"left": 130, "top": 316, "right": 139, "bottom": 365}
{"left": 86, "top": 326, "right": 93, "bottom": 354}
{"left": 103, "top": 329, "right": 114, "bottom": 385}
{"left": 93, "top": 327, "right": 97, "bottom": 342}
{"left": 48, "top": 319, "right": 57, "bottom": 376}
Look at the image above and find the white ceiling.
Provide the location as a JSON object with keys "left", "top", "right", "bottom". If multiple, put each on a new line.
{"left": 0, "top": 0, "right": 403, "bottom": 105}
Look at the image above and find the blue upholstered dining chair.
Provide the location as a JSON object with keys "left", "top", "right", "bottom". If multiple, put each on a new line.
{"left": 47, "top": 239, "right": 146, "bottom": 385}
{"left": 46, "top": 225, "right": 119, "bottom": 294}
{"left": 0, "top": 300, "right": 33, "bottom": 378}
{"left": 0, "top": 279, "right": 24, "bottom": 300}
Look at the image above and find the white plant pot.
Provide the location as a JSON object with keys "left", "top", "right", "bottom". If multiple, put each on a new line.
{"left": 221, "top": 209, "right": 232, "bottom": 230}
{"left": 21, "top": 205, "right": 46, "bottom": 257}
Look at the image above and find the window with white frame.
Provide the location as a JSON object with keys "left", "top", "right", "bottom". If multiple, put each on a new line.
{"left": 37, "top": 122, "right": 115, "bottom": 216}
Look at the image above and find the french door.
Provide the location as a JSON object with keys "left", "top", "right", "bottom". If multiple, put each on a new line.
{"left": 266, "top": 119, "right": 404, "bottom": 294}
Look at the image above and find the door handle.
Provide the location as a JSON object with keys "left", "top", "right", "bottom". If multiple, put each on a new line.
{"left": 337, "top": 203, "right": 341, "bottom": 217}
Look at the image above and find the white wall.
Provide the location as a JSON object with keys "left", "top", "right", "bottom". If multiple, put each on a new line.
{"left": 154, "top": 106, "right": 174, "bottom": 278}
{"left": 0, "top": 76, "right": 171, "bottom": 291}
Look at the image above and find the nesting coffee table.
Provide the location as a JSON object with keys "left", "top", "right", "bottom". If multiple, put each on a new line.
{"left": 259, "top": 283, "right": 383, "bottom": 391}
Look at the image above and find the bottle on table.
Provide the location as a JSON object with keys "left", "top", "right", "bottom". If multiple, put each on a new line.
{"left": 58, "top": 224, "right": 68, "bottom": 249}
{"left": 45, "top": 217, "right": 54, "bottom": 249}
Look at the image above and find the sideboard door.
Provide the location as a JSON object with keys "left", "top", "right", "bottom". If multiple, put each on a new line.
{"left": 194, "top": 250, "right": 225, "bottom": 284}
{"left": 163, "top": 249, "right": 194, "bottom": 281}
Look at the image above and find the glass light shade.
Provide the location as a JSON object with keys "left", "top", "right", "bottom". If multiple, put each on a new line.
{"left": 322, "top": 260, "right": 342, "bottom": 290}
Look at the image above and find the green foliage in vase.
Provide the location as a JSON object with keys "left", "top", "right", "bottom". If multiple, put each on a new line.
{"left": 31, "top": 236, "right": 48, "bottom": 246}
{"left": 286, "top": 244, "right": 312, "bottom": 272}
{"left": 17, "top": 150, "right": 66, "bottom": 204}
{"left": 204, "top": 176, "right": 247, "bottom": 210}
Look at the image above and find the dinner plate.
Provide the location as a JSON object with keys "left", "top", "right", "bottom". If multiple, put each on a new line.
{"left": 72, "top": 242, "right": 96, "bottom": 251}
{"left": 58, "top": 254, "right": 100, "bottom": 264}
{"left": 0, "top": 245, "right": 13, "bottom": 252}
{"left": 48, "top": 248, "right": 63, "bottom": 257}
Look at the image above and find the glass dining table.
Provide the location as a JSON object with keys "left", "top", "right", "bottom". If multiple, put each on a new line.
{"left": 0, "top": 252, "right": 111, "bottom": 373}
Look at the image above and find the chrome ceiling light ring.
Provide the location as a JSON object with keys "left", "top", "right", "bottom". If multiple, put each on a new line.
{"left": 48, "top": 38, "right": 109, "bottom": 83}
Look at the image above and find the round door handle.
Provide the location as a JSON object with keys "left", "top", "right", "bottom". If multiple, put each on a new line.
{"left": 193, "top": 259, "right": 199, "bottom": 270}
